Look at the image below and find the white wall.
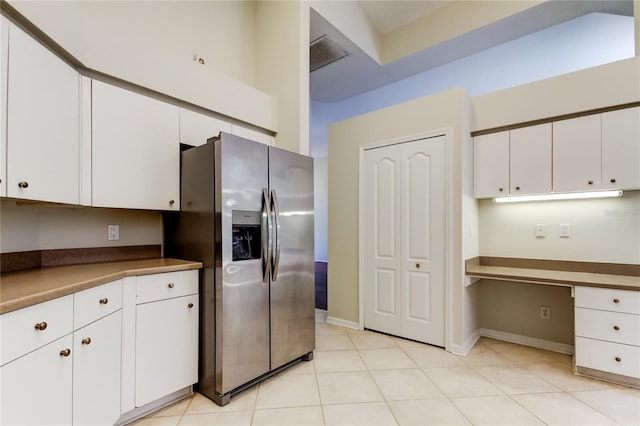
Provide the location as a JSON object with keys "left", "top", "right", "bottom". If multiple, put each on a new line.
{"left": 0, "top": 199, "right": 162, "bottom": 253}
{"left": 313, "top": 156, "right": 328, "bottom": 261}
{"left": 478, "top": 192, "right": 640, "bottom": 264}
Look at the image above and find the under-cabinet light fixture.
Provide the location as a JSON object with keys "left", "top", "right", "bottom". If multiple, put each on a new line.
{"left": 493, "top": 190, "right": 623, "bottom": 203}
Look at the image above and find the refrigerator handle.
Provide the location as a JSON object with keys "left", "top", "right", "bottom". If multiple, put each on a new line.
{"left": 270, "top": 189, "right": 281, "bottom": 281}
{"left": 262, "top": 188, "right": 272, "bottom": 283}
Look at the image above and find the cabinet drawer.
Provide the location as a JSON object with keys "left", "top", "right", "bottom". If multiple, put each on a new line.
{"left": 575, "top": 337, "right": 640, "bottom": 379}
{"left": 574, "top": 286, "right": 640, "bottom": 314}
{"left": 74, "top": 279, "right": 122, "bottom": 329}
{"left": 136, "top": 270, "right": 198, "bottom": 304}
{"left": 575, "top": 308, "right": 640, "bottom": 346}
{"left": 1, "top": 295, "right": 73, "bottom": 366}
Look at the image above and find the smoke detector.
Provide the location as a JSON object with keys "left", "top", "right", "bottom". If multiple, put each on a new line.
{"left": 310, "top": 35, "right": 349, "bottom": 72}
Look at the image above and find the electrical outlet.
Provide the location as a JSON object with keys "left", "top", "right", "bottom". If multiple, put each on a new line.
{"left": 535, "top": 224, "right": 546, "bottom": 238}
{"left": 107, "top": 224, "right": 119, "bottom": 241}
{"left": 540, "top": 306, "right": 551, "bottom": 320}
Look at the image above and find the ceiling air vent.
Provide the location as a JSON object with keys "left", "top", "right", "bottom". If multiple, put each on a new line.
{"left": 310, "top": 35, "right": 348, "bottom": 72}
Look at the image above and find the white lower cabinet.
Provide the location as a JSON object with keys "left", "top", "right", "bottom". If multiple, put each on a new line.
{"left": 133, "top": 270, "right": 199, "bottom": 408}
{"left": 0, "top": 334, "right": 74, "bottom": 425}
{"left": 574, "top": 286, "right": 640, "bottom": 383}
{"left": 73, "top": 311, "right": 122, "bottom": 425}
{"left": 135, "top": 294, "right": 199, "bottom": 407}
{"left": 0, "top": 270, "right": 199, "bottom": 425}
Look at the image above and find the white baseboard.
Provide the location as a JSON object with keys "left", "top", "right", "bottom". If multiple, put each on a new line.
{"left": 326, "top": 316, "right": 360, "bottom": 330}
{"left": 479, "top": 328, "right": 574, "bottom": 355}
{"left": 450, "top": 329, "right": 481, "bottom": 356}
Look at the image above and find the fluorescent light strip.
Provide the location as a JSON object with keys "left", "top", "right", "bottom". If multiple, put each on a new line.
{"left": 493, "top": 190, "right": 623, "bottom": 203}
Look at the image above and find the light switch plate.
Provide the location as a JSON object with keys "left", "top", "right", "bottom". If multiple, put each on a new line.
{"left": 559, "top": 224, "right": 571, "bottom": 238}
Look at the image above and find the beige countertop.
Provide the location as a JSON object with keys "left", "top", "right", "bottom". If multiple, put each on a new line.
{"left": 0, "top": 258, "right": 202, "bottom": 315}
{"left": 466, "top": 257, "right": 640, "bottom": 291}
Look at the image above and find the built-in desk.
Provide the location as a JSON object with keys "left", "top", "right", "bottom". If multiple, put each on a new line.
{"left": 465, "top": 257, "right": 640, "bottom": 291}
{"left": 465, "top": 257, "right": 640, "bottom": 388}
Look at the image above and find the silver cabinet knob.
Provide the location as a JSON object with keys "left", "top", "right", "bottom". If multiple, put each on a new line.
{"left": 18, "top": 181, "right": 29, "bottom": 188}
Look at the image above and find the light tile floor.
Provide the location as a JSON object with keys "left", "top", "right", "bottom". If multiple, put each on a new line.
{"left": 135, "top": 310, "right": 640, "bottom": 425}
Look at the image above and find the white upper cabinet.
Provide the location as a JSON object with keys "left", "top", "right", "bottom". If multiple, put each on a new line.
{"left": 92, "top": 80, "right": 180, "bottom": 210}
{"left": 509, "top": 123, "right": 552, "bottom": 195}
{"left": 474, "top": 131, "right": 509, "bottom": 198}
{"left": 601, "top": 106, "right": 640, "bottom": 190}
{"left": 1, "top": 16, "right": 8, "bottom": 197}
{"left": 553, "top": 114, "right": 602, "bottom": 192}
{"left": 6, "top": 22, "right": 81, "bottom": 204}
{"left": 179, "top": 108, "right": 231, "bottom": 147}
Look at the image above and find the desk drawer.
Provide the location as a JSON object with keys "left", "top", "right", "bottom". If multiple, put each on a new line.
{"left": 575, "top": 337, "right": 640, "bottom": 379}
{"left": 74, "top": 279, "right": 122, "bottom": 329}
{"left": 1, "top": 295, "right": 73, "bottom": 366}
{"left": 574, "top": 286, "right": 640, "bottom": 314}
{"left": 575, "top": 308, "right": 640, "bottom": 346}
{"left": 136, "top": 270, "right": 198, "bottom": 304}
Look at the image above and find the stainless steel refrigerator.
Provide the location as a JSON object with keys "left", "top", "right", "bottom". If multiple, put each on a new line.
{"left": 166, "top": 132, "right": 315, "bottom": 406}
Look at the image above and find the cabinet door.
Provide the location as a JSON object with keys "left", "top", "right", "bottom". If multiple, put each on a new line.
{"left": 602, "top": 107, "right": 640, "bottom": 190}
{"left": 0, "top": 16, "right": 8, "bottom": 197}
{"left": 510, "top": 124, "right": 552, "bottom": 195}
{"left": 553, "top": 115, "right": 601, "bottom": 192}
{"left": 135, "top": 294, "right": 198, "bottom": 407}
{"left": 73, "top": 311, "right": 122, "bottom": 426}
{"left": 179, "top": 108, "right": 231, "bottom": 147}
{"left": 6, "top": 23, "right": 80, "bottom": 204}
{"left": 92, "top": 80, "right": 179, "bottom": 210}
{"left": 474, "top": 131, "right": 509, "bottom": 198}
{"left": 0, "top": 334, "right": 73, "bottom": 425}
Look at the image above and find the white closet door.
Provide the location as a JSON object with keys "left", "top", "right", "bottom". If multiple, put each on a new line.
{"left": 363, "top": 136, "right": 446, "bottom": 346}
{"left": 400, "top": 137, "right": 445, "bottom": 345}
{"left": 363, "top": 143, "right": 403, "bottom": 336}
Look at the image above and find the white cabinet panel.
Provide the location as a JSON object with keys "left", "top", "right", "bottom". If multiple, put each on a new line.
{"left": 602, "top": 106, "right": 640, "bottom": 190}
{"left": 576, "top": 336, "right": 640, "bottom": 379}
{"left": 574, "top": 286, "right": 640, "bottom": 314}
{"left": 1, "top": 295, "right": 73, "bottom": 366}
{"left": 575, "top": 307, "right": 640, "bottom": 346}
{"left": 509, "top": 123, "right": 552, "bottom": 195}
{"left": 179, "top": 108, "right": 231, "bottom": 147}
{"left": 474, "top": 131, "right": 509, "bottom": 198}
{"left": 0, "top": 334, "right": 73, "bottom": 425}
{"left": 92, "top": 80, "right": 179, "bottom": 210}
{"left": 73, "top": 311, "right": 122, "bottom": 426}
{"left": 73, "top": 279, "right": 122, "bottom": 330}
{"left": 553, "top": 114, "right": 601, "bottom": 192}
{"left": 0, "top": 16, "right": 8, "bottom": 197}
{"left": 136, "top": 269, "right": 198, "bottom": 304}
{"left": 135, "top": 294, "right": 199, "bottom": 407}
{"left": 6, "top": 23, "right": 80, "bottom": 204}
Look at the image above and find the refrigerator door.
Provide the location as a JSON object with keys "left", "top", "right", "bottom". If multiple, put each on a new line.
{"left": 268, "top": 147, "right": 315, "bottom": 369}
{"left": 217, "top": 133, "right": 270, "bottom": 394}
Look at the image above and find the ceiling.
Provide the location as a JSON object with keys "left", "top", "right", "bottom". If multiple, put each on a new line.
{"left": 309, "top": 0, "right": 634, "bottom": 103}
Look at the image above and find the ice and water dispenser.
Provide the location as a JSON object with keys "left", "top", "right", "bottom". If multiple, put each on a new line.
{"left": 232, "top": 210, "right": 262, "bottom": 261}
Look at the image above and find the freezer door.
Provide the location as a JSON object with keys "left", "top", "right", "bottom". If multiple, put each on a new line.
{"left": 268, "top": 147, "right": 315, "bottom": 369}
{"left": 217, "top": 133, "right": 270, "bottom": 394}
